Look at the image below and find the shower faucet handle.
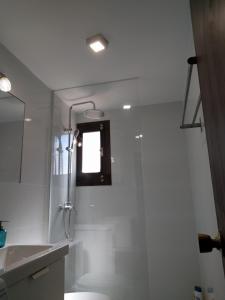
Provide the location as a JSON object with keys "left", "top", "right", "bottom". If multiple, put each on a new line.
{"left": 66, "top": 146, "right": 74, "bottom": 152}
{"left": 58, "top": 203, "right": 73, "bottom": 211}
{"left": 64, "top": 203, "right": 73, "bottom": 210}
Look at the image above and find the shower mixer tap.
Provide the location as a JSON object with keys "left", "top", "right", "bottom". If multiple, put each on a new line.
{"left": 59, "top": 202, "right": 73, "bottom": 211}
{"left": 66, "top": 146, "right": 74, "bottom": 152}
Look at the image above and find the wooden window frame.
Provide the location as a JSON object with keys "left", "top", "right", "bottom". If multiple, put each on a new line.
{"left": 76, "top": 120, "right": 112, "bottom": 186}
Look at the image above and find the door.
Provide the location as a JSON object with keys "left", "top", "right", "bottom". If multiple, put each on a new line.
{"left": 190, "top": 0, "right": 225, "bottom": 273}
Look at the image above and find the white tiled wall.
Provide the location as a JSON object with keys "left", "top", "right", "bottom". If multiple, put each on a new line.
{"left": 0, "top": 42, "right": 51, "bottom": 244}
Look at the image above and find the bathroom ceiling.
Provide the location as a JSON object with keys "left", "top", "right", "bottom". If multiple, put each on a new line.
{"left": 0, "top": 0, "right": 193, "bottom": 107}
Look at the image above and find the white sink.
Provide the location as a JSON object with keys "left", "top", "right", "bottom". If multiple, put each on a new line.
{"left": 0, "top": 245, "right": 52, "bottom": 274}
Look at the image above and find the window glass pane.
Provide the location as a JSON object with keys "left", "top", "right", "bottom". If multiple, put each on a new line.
{"left": 82, "top": 131, "right": 101, "bottom": 173}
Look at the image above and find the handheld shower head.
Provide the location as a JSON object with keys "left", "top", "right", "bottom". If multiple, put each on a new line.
{"left": 74, "top": 128, "right": 80, "bottom": 139}
{"left": 70, "top": 128, "right": 80, "bottom": 151}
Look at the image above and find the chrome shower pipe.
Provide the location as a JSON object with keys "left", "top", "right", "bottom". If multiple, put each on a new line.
{"left": 67, "top": 101, "right": 96, "bottom": 132}
{"left": 65, "top": 101, "right": 96, "bottom": 207}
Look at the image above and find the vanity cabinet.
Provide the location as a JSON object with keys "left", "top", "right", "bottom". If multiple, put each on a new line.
{"left": 7, "top": 258, "right": 65, "bottom": 300}
{"left": 0, "top": 243, "right": 68, "bottom": 300}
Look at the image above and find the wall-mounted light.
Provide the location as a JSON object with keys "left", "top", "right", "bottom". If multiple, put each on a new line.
{"left": 123, "top": 104, "right": 131, "bottom": 110}
{"left": 87, "top": 34, "right": 109, "bottom": 53}
{"left": 0, "top": 73, "right": 11, "bottom": 92}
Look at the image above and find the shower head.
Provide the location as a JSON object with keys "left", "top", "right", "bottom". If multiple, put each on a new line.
{"left": 83, "top": 108, "right": 104, "bottom": 119}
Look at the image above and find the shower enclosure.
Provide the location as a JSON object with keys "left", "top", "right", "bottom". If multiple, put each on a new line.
{"left": 48, "top": 79, "right": 150, "bottom": 300}
{"left": 48, "top": 78, "right": 199, "bottom": 300}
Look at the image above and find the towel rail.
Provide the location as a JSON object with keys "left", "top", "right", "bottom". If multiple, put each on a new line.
{"left": 180, "top": 56, "right": 202, "bottom": 130}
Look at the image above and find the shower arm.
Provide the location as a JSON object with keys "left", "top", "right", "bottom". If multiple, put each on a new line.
{"left": 67, "top": 101, "right": 96, "bottom": 132}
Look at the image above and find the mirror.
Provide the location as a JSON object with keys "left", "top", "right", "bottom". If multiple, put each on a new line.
{"left": 0, "top": 90, "right": 25, "bottom": 182}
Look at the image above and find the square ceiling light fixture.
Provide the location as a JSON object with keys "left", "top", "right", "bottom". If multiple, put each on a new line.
{"left": 87, "top": 34, "right": 109, "bottom": 53}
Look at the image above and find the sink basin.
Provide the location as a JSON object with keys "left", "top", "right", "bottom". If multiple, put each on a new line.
{"left": 0, "top": 244, "right": 52, "bottom": 273}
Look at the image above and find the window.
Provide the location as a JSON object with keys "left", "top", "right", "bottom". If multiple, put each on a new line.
{"left": 82, "top": 131, "right": 101, "bottom": 173}
{"left": 76, "top": 120, "right": 112, "bottom": 186}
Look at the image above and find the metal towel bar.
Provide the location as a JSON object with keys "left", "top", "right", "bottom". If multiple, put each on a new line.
{"left": 180, "top": 56, "right": 202, "bottom": 130}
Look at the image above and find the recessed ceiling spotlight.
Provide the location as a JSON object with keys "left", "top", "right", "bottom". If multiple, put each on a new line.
{"left": 0, "top": 73, "right": 11, "bottom": 92}
{"left": 87, "top": 34, "right": 109, "bottom": 53}
{"left": 123, "top": 104, "right": 131, "bottom": 110}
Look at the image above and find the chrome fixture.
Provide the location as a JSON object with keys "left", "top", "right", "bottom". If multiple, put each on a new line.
{"left": 180, "top": 56, "right": 202, "bottom": 130}
{"left": 65, "top": 100, "right": 104, "bottom": 206}
{"left": 135, "top": 134, "right": 143, "bottom": 140}
{"left": 84, "top": 108, "right": 104, "bottom": 119}
{"left": 66, "top": 129, "right": 80, "bottom": 152}
{"left": 62, "top": 100, "right": 104, "bottom": 239}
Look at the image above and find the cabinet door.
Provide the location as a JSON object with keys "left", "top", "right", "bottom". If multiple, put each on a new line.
{"left": 190, "top": 0, "right": 225, "bottom": 274}
{"left": 8, "top": 259, "right": 65, "bottom": 300}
